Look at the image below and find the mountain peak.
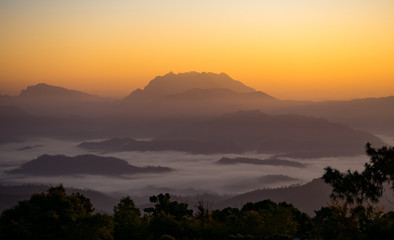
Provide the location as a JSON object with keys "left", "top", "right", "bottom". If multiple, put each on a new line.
{"left": 127, "top": 71, "right": 255, "bottom": 100}
{"left": 163, "top": 71, "right": 176, "bottom": 77}
{"left": 20, "top": 83, "right": 78, "bottom": 98}
{"left": 18, "top": 83, "right": 109, "bottom": 103}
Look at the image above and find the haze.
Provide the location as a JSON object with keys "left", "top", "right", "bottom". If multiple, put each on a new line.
{"left": 0, "top": 138, "right": 369, "bottom": 195}
{"left": 1, "top": 0, "right": 394, "bottom": 100}
{"left": 1, "top": 1, "right": 394, "bottom": 216}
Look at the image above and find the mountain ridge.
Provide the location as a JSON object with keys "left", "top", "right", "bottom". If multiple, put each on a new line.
{"left": 7, "top": 154, "right": 172, "bottom": 176}
{"left": 19, "top": 83, "right": 107, "bottom": 100}
{"left": 124, "top": 71, "right": 256, "bottom": 101}
{"left": 159, "top": 110, "right": 384, "bottom": 157}
{"left": 1, "top": 71, "right": 393, "bottom": 137}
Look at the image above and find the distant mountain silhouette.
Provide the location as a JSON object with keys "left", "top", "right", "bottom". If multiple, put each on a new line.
{"left": 124, "top": 71, "right": 256, "bottom": 101}
{"left": 7, "top": 154, "right": 171, "bottom": 176}
{"left": 18, "top": 83, "right": 108, "bottom": 102}
{"left": 222, "top": 175, "right": 300, "bottom": 192}
{"left": 118, "top": 72, "right": 277, "bottom": 119}
{"left": 0, "top": 105, "right": 31, "bottom": 117}
{"left": 17, "top": 145, "right": 44, "bottom": 151}
{"left": 164, "top": 88, "right": 275, "bottom": 101}
{"left": 0, "top": 105, "right": 99, "bottom": 143}
{"left": 216, "top": 178, "right": 331, "bottom": 215}
{"left": 0, "top": 83, "right": 112, "bottom": 116}
{"left": 0, "top": 95, "right": 13, "bottom": 103}
{"left": 216, "top": 157, "right": 305, "bottom": 168}
{"left": 78, "top": 137, "right": 242, "bottom": 154}
{"left": 1, "top": 72, "right": 393, "bottom": 142}
{"left": 159, "top": 110, "right": 384, "bottom": 157}
{"left": 269, "top": 96, "right": 394, "bottom": 135}
{"left": 77, "top": 110, "right": 383, "bottom": 157}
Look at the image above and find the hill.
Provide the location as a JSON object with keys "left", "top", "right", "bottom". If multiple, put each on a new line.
{"left": 1, "top": 72, "right": 392, "bottom": 140}
{"left": 159, "top": 110, "right": 384, "bottom": 158}
{"left": 18, "top": 83, "right": 108, "bottom": 102}
{"left": 78, "top": 137, "right": 242, "bottom": 154}
{"left": 216, "top": 157, "right": 305, "bottom": 167}
{"left": 7, "top": 154, "right": 171, "bottom": 176}
{"left": 0, "top": 105, "right": 101, "bottom": 143}
{"left": 270, "top": 96, "right": 394, "bottom": 135}
{"left": 0, "top": 83, "right": 112, "bottom": 116}
{"left": 215, "top": 178, "right": 331, "bottom": 216}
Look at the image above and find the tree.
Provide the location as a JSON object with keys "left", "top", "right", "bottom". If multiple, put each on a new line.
{"left": 144, "top": 193, "right": 193, "bottom": 239}
{"left": 113, "top": 196, "right": 142, "bottom": 240}
{"left": 0, "top": 185, "right": 111, "bottom": 240}
{"left": 194, "top": 199, "right": 213, "bottom": 226}
{"left": 241, "top": 200, "right": 309, "bottom": 237}
{"left": 313, "top": 200, "right": 383, "bottom": 240}
{"left": 144, "top": 193, "right": 193, "bottom": 220}
{"left": 317, "top": 143, "right": 394, "bottom": 239}
{"left": 70, "top": 213, "right": 114, "bottom": 240}
{"left": 323, "top": 143, "right": 394, "bottom": 204}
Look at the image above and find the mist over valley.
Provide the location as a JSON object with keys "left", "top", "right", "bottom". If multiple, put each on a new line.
{"left": 1, "top": 72, "right": 393, "bottom": 215}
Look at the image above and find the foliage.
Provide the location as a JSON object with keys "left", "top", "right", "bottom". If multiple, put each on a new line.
{"left": 113, "top": 196, "right": 142, "bottom": 240}
{"left": 0, "top": 185, "right": 110, "bottom": 240}
{"left": 144, "top": 193, "right": 193, "bottom": 239}
{"left": 144, "top": 193, "right": 193, "bottom": 220}
{"left": 323, "top": 143, "right": 394, "bottom": 204}
{"left": 2, "top": 143, "right": 394, "bottom": 240}
{"left": 70, "top": 213, "right": 114, "bottom": 240}
{"left": 318, "top": 143, "right": 394, "bottom": 239}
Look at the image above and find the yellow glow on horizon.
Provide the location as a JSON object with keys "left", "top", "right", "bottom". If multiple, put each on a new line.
{"left": 1, "top": 0, "right": 393, "bottom": 100}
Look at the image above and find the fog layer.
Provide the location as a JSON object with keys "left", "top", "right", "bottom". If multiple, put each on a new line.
{"left": 0, "top": 138, "right": 371, "bottom": 196}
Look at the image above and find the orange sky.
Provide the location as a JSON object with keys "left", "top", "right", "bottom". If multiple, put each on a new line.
{"left": 1, "top": 0, "right": 393, "bottom": 100}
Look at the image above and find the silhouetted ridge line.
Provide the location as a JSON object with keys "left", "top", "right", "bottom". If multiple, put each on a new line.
{"left": 7, "top": 154, "right": 172, "bottom": 176}
{"left": 124, "top": 71, "right": 257, "bottom": 100}
{"left": 78, "top": 137, "right": 242, "bottom": 154}
{"left": 158, "top": 110, "right": 384, "bottom": 157}
{"left": 19, "top": 83, "right": 111, "bottom": 102}
{"left": 216, "top": 157, "right": 305, "bottom": 168}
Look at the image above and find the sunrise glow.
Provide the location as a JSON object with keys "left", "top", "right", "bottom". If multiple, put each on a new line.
{"left": 1, "top": 0, "right": 393, "bottom": 100}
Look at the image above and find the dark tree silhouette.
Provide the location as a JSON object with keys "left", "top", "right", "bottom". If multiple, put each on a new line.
{"left": 113, "top": 196, "right": 142, "bottom": 240}
{"left": 0, "top": 185, "right": 113, "bottom": 240}
{"left": 144, "top": 193, "right": 193, "bottom": 220}
{"left": 323, "top": 143, "right": 394, "bottom": 204}
{"left": 144, "top": 193, "right": 193, "bottom": 239}
{"left": 316, "top": 143, "right": 394, "bottom": 240}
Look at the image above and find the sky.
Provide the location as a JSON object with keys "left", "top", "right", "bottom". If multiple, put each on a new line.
{"left": 1, "top": 0, "right": 393, "bottom": 100}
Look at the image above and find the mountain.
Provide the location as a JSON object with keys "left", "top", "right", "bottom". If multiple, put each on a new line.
{"left": 269, "top": 96, "right": 394, "bottom": 135}
{"left": 124, "top": 71, "right": 256, "bottom": 101}
{"left": 156, "top": 88, "right": 276, "bottom": 115}
{"left": 78, "top": 110, "right": 383, "bottom": 157}
{"left": 216, "top": 157, "right": 305, "bottom": 168}
{"left": 0, "top": 105, "right": 101, "bottom": 143}
{"left": 78, "top": 137, "right": 242, "bottom": 154}
{"left": 162, "top": 88, "right": 276, "bottom": 104}
{"left": 216, "top": 178, "right": 331, "bottom": 216}
{"left": 7, "top": 154, "right": 171, "bottom": 176}
{"left": 1, "top": 73, "right": 392, "bottom": 140}
{"left": 18, "top": 83, "right": 108, "bottom": 102}
{"left": 0, "top": 83, "right": 112, "bottom": 116}
{"left": 119, "top": 72, "right": 393, "bottom": 136}
{"left": 158, "top": 110, "right": 384, "bottom": 158}
{"left": 114, "top": 72, "right": 276, "bottom": 120}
